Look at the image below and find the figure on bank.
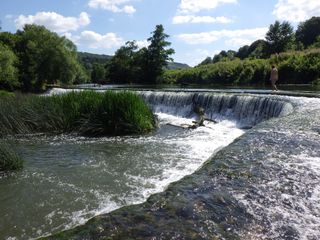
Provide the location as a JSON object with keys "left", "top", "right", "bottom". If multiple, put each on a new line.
{"left": 270, "top": 65, "right": 279, "bottom": 91}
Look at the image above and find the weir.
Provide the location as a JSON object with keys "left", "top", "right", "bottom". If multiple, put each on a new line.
{"left": 139, "top": 91, "right": 293, "bottom": 128}
{"left": 43, "top": 89, "right": 320, "bottom": 240}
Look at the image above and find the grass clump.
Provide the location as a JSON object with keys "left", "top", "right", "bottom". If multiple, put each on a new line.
{"left": 0, "top": 143, "right": 23, "bottom": 171}
{"left": 0, "top": 90, "right": 155, "bottom": 137}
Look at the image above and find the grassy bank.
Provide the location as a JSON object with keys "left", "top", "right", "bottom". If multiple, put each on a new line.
{"left": 164, "top": 49, "right": 320, "bottom": 86}
{"left": 0, "top": 90, "right": 155, "bottom": 137}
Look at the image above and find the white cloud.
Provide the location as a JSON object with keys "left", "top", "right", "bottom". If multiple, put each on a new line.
{"left": 182, "top": 49, "right": 213, "bottom": 66}
{"left": 273, "top": 0, "right": 320, "bottom": 22}
{"left": 176, "top": 27, "right": 268, "bottom": 45}
{"left": 70, "top": 30, "right": 124, "bottom": 49}
{"left": 15, "top": 12, "right": 90, "bottom": 33}
{"left": 173, "top": 15, "right": 232, "bottom": 24}
{"left": 136, "top": 40, "right": 149, "bottom": 48}
{"left": 88, "top": 0, "right": 136, "bottom": 14}
{"left": 225, "top": 38, "right": 253, "bottom": 48}
{"left": 178, "top": 0, "right": 237, "bottom": 14}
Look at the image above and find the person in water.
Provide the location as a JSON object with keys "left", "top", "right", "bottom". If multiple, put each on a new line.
{"left": 270, "top": 65, "right": 279, "bottom": 91}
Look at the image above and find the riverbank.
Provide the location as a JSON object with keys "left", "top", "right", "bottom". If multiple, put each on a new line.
{"left": 163, "top": 49, "right": 320, "bottom": 86}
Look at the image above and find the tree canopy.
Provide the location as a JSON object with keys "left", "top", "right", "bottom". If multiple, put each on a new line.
{"left": 144, "top": 24, "right": 175, "bottom": 83}
{"left": 0, "top": 24, "right": 87, "bottom": 92}
{"left": 0, "top": 43, "right": 19, "bottom": 90}
{"left": 106, "top": 24, "right": 174, "bottom": 84}
{"left": 265, "top": 20, "right": 294, "bottom": 54}
{"left": 198, "top": 16, "right": 320, "bottom": 66}
{"left": 296, "top": 16, "right": 320, "bottom": 47}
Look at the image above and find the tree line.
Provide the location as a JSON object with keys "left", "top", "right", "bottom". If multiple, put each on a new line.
{"left": 0, "top": 24, "right": 174, "bottom": 92}
{"left": 90, "top": 24, "right": 175, "bottom": 85}
{"left": 163, "top": 16, "right": 320, "bottom": 87}
{"left": 199, "top": 17, "right": 320, "bottom": 65}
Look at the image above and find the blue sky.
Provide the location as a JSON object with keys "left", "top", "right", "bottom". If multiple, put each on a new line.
{"left": 1, "top": 0, "right": 320, "bottom": 66}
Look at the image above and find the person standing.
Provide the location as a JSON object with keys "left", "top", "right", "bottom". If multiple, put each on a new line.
{"left": 270, "top": 65, "right": 279, "bottom": 91}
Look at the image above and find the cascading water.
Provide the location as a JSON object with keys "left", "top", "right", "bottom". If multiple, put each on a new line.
{"left": 1, "top": 88, "right": 320, "bottom": 240}
{"left": 139, "top": 91, "right": 293, "bottom": 128}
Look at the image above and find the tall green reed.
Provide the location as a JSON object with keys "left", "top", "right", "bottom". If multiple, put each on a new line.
{"left": 0, "top": 90, "right": 155, "bottom": 137}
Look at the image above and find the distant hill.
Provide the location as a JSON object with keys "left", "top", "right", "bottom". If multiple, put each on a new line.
{"left": 166, "top": 61, "right": 190, "bottom": 70}
{"left": 78, "top": 51, "right": 189, "bottom": 70}
{"left": 77, "top": 52, "right": 112, "bottom": 71}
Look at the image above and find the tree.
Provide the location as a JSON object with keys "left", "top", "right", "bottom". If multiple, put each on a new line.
{"left": 91, "top": 63, "right": 106, "bottom": 84}
{"left": 198, "top": 57, "right": 212, "bottom": 66}
{"left": 144, "top": 25, "right": 175, "bottom": 83}
{"left": 107, "top": 41, "right": 141, "bottom": 83}
{"left": 0, "top": 32, "right": 17, "bottom": 50}
{"left": 296, "top": 16, "right": 320, "bottom": 48}
{"left": 247, "top": 39, "right": 268, "bottom": 58}
{"left": 0, "top": 43, "right": 19, "bottom": 90}
{"left": 266, "top": 21, "right": 294, "bottom": 54}
{"left": 15, "top": 24, "right": 82, "bottom": 92}
{"left": 236, "top": 45, "right": 249, "bottom": 59}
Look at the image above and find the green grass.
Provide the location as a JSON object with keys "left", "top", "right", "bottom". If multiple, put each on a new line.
{"left": 0, "top": 90, "right": 156, "bottom": 137}
{"left": 0, "top": 143, "right": 23, "bottom": 171}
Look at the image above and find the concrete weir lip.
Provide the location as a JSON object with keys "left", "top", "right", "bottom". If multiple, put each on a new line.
{"left": 42, "top": 89, "right": 320, "bottom": 240}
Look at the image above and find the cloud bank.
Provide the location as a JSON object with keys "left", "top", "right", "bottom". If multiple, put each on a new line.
{"left": 88, "top": 0, "right": 136, "bottom": 14}
{"left": 177, "top": 27, "right": 268, "bottom": 45}
{"left": 273, "top": 0, "right": 320, "bottom": 22}
{"left": 15, "top": 12, "right": 90, "bottom": 33}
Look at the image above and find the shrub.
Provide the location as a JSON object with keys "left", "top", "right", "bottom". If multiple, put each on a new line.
{"left": 164, "top": 49, "right": 320, "bottom": 85}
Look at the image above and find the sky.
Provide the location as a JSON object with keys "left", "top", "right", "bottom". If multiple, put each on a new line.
{"left": 1, "top": 0, "right": 320, "bottom": 66}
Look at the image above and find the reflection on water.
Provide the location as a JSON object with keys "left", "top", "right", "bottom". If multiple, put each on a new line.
{"left": 0, "top": 114, "right": 244, "bottom": 239}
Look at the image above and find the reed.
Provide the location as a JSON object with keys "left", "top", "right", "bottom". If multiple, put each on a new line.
{"left": 0, "top": 143, "right": 23, "bottom": 171}
{"left": 0, "top": 91, "right": 156, "bottom": 137}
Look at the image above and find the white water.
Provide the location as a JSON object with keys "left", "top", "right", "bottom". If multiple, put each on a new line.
{"left": 61, "top": 114, "right": 245, "bottom": 236}
{"left": 1, "top": 111, "right": 244, "bottom": 240}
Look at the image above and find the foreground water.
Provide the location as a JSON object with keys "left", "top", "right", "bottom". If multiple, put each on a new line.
{"left": 0, "top": 113, "right": 244, "bottom": 239}
{"left": 40, "top": 90, "right": 320, "bottom": 240}
{"left": 2, "top": 89, "right": 320, "bottom": 240}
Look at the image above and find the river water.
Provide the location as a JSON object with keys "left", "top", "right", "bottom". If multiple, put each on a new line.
{"left": 1, "top": 89, "right": 320, "bottom": 240}
{"left": 0, "top": 109, "right": 244, "bottom": 239}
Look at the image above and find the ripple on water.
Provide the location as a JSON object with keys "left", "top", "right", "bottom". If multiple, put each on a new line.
{"left": 0, "top": 113, "right": 244, "bottom": 239}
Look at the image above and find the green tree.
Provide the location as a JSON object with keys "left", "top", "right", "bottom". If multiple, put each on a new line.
{"left": 144, "top": 24, "right": 175, "bottom": 83}
{"left": 266, "top": 21, "right": 294, "bottom": 54}
{"left": 246, "top": 40, "right": 268, "bottom": 58}
{"left": 91, "top": 63, "right": 106, "bottom": 84}
{"left": 15, "top": 24, "right": 82, "bottom": 92}
{"left": 0, "top": 32, "right": 17, "bottom": 50}
{"left": 236, "top": 45, "right": 250, "bottom": 59}
{"left": 107, "top": 41, "right": 141, "bottom": 84}
{"left": 296, "top": 16, "right": 320, "bottom": 48}
{"left": 198, "top": 57, "right": 212, "bottom": 66}
{"left": 0, "top": 43, "right": 19, "bottom": 90}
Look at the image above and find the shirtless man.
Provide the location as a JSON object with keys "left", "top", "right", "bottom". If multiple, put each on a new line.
{"left": 270, "top": 65, "right": 279, "bottom": 91}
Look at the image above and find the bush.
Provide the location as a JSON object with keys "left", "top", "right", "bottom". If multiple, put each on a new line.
{"left": 0, "top": 91, "right": 156, "bottom": 137}
{"left": 0, "top": 143, "right": 23, "bottom": 171}
{"left": 164, "top": 49, "right": 320, "bottom": 85}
